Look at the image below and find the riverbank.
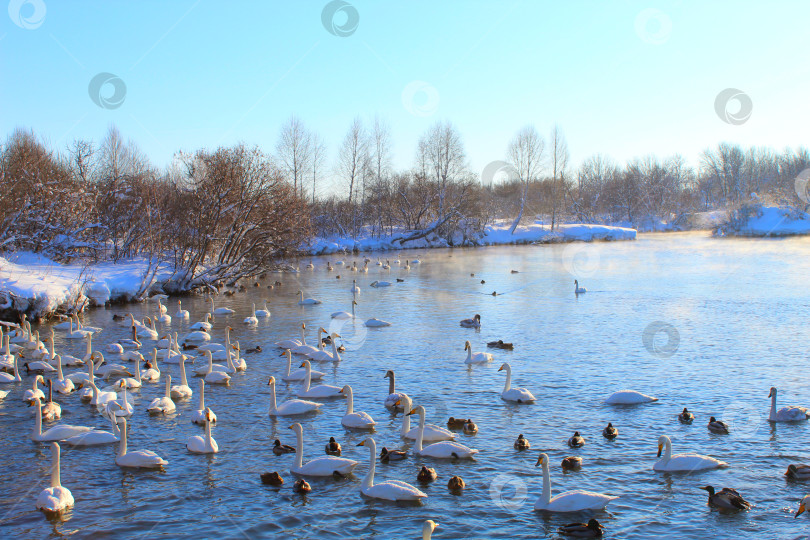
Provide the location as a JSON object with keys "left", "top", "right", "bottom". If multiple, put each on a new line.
{"left": 714, "top": 205, "right": 810, "bottom": 237}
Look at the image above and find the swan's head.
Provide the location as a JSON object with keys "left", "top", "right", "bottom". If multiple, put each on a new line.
{"left": 769, "top": 387, "right": 777, "bottom": 398}
{"left": 205, "top": 407, "right": 214, "bottom": 423}
{"left": 339, "top": 385, "right": 351, "bottom": 395}
{"left": 288, "top": 422, "right": 302, "bottom": 433}
{"left": 331, "top": 332, "right": 341, "bottom": 339}
{"left": 464, "top": 341, "right": 471, "bottom": 351}
{"left": 299, "top": 360, "right": 310, "bottom": 369}
{"left": 406, "top": 405, "right": 425, "bottom": 417}
{"left": 356, "top": 437, "right": 374, "bottom": 447}
{"left": 796, "top": 495, "right": 810, "bottom": 517}
{"left": 384, "top": 370, "right": 394, "bottom": 379}
{"left": 301, "top": 323, "right": 306, "bottom": 329}
{"left": 35, "top": 374, "right": 45, "bottom": 384}
{"left": 267, "top": 376, "right": 276, "bottom": 386}
{"left": 497, "top": 363, "right": 509, "bottom": 372}
{"left": 206, "top": 349, "right": 213, "bottom": 359}
{"left": 657, "top": 435, "right": 670, "bottom": 457}
{"left": 534, "top": 452, "right": 549, "bottom": 467}
{"left": 422, "top": 520, "right": 439, "bottom": 536}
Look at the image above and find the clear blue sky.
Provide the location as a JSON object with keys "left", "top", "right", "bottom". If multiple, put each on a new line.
{"left": 2, "top": 0, "right": 809, "bottom": 194}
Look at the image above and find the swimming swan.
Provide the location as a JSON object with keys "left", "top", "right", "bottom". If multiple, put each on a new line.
{"left": 357, "top": 437, "right": 427, "bottom": 501}
{"left": 534, "top": 452, "right": 617, "bottom": 512}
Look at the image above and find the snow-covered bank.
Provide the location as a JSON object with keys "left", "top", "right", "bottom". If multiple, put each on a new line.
{"left": 308, "top": 221, "right": 637, "bottom": 255}
{"left": 715, "top": 206, "right": 810, "bottom": 237}
{"left": 0, "top": 252, "right": 172, "bottom": 319}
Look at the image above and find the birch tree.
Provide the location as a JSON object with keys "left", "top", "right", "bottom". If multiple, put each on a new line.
{"left": 507, "top": 125, "right": 545, "bottom": 233}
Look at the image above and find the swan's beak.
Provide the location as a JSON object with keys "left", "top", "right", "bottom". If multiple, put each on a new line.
{"left": 267, "top": 377, "right": 274, "bottom": 385}
{"left": 394, "top": 399, "right": 401, "bottom": 406}
{"left": 535, "top": 455, "right": 544, "bottom": 467}
{"left": 497, "top": 366, "right": 504, "bottom": 372}
{"left": 356, "top": 441, "right": 365, "bottom": 447}
{"left": 407, "top": 408, "right": 417, "bottom": 416}
{"left": 768, "top": 388, "right": 773, "bottom": 397}
{"left": 278, "top": 352, "right": 286, "bottom": 357}
{"left": 796, "top": 503, "right": 806, "bottom": 517}
{"left": 299, "top": 362, "right": 306, "bottom": 368}
{"left": 657, "top": 444, "right": 663, "bottom": 457}
{"left": 338, "top": 388, "right": 344, "bottom": 394}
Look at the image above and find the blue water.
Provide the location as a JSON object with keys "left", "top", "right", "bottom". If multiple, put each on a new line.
{"left": 2, "top": 232, "right": 810, "bottom": 539}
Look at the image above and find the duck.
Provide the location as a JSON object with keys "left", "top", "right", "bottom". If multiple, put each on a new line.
{"left": 147, "top": 374, "right": 176, "bottom": 414}
{"left": 297, "top": 291, "right": 321, "bottom": 305}
{"left": 446, "top": 417, "right": 467, "bottom": 430}
{"left": 498, "top": 363, "right": 536, "bottom": 403}
{"left": 602, "top": 423, "right": 618, "bottom": 440}
{"left": 678, "top": 407, "right": 695, "bottom": 423}
{"left": 340, "top": 385, "right": 376, "bottom": 429}
{"left": 701, "top": 485, "right": 751, "bottom": 510}
{"left": 462, "top": 419, "right": 478, "bottom": 435}
{"left": 357, "top": 437, "right": 427, "bottom": 501}
{"left": 243, "top": 304, "right": 259, "bottom": 326}
{"left": 708, "top": 416, "right": 729, "bottom": 434}
{"left": 574, "top": 280, "right": 586, "bottom": 294}
{"left": 768, "top": 387, "right": 809, "bottom": 422}
{"left": 787, "top": 464, "right": 810, "bottom": 480}
{"left": 272, "top": 439, "right": 296, "bottom": 456}
{"left": 288, "top": 423, "right": 358, "bottom": 476}
{"left": 398, "top": 396, "right": 456, "bottom": 442}
{"left": 514, "top": 434, "right": 531, "bottom": 451}
{"left": 35, "top": 443, "right": 74, "bottom": 514}
{"left": 558, "top": 519, "right": 604, "bottom": 538}
{"left": 190, "top": 379, "right": 217, "bottom": 425}
{"left": 186, "top": 408, "right": 219, "bottom": 454}
{"left": 408, "top": 406, "right": 478, "bottom": 458}
{"left": 568, "top": 431, "right": 585, "bottom": 448}
{"left": 30, "top": 396, "right": 93, "bottom": 442}
{"left": 417, "top": 465, "right": 438, "bottom": 482}
{"left": 448, "top": 476, "right": 465, "bottom": 492}
{"left": 268, "top": 376, "right": 321, "bottom": 416}
{"left": 561, "top": 457, "right": 583, "bottom": 471}
{"left": 280, "top": 350, "right": 324, "bottom": 382}
{"left": 169, "top": 356, "right": 193, "bottom": 399}
{"left": 604, "top": 390, "right": 658, "bottom": 405}
{"left": 325, "top": 437, "right": 342, "bottom": 456}
{"left": 115, "top": 417, "right": 169, "bottom": 468}
{"left": 383, "top": 369, "right": 408, "bottom": 411}
{"left": 296, "top": 360, "right": 343, "bottom": 399}
{"left": 654, "top": 435, "right": 727, "bottom": 471}
{"left": 459, "top": 314, "right": 481, "bottom": 329}
{"left": 245, "top": 345, "right": 262, "bottom": 354}
{"left": 464, "top": 341, "right": 493, "bottom": 365}
{"left": 379, "top": 447, "right": 407, "bottom": 462}
{"left": 534, "top": 453, "right": 617, "bottom": 512}
{"left": 209, "top": 297, "right": 235, "bottom": 316}
{"left": 260, "top": 471, "right": 284, "bottom": 486}
{"left": 487, "top": 340, "right": 513, "bottom": 350}
{"left": 293, "top": 479, "right": 311, "bottom": 494}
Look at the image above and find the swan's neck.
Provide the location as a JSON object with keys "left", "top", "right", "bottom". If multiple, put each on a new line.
{"left": 541, "top": 462, "right": 552, "bottom": 505}
{"left": 662, "top": 439, "right": 672, "bottom": 461}
{"left": 204, "top": 417, "right": 213, "bottom": 448}
{"left": 225, "top": 328, "right": 231, "bottom": 349}
{"left": 294, "top": 428, "right": 304, "bottom": 469}
{"left": 363, "top": 440, "right": 376, "bottom": 489}
{"left": 56, "top": 355, "right": 64, "bottom": 379}
{"left": 770, "top": 393, "right": 778, "bottom": 421}
{"left": 331, "top": 338, "right": 340, "bottom": 362}
{"left": 207, "top": 353, "right": 213, "bottom": 373}
{"left": 415, "top": 410, "right": 426, "bottom": 453}
{"left": 503, "top": 366, "right": 512, "bottom": 393}
{"left": 164, "top": 376, "right": 171, "bottom": 398}
{"left": 135, "top": 357, "right": 142, "bottom": 383}
{"left": 301, "top": 327, "right": 307, "bottom": 346}
{"left": 345, "top": 387, "right": 354, "bottom": 415}
{"left": 388, "top": 374, "right": 395, "bottom": 395}
{"left": 466, "top": 347, "right": 472, "bottom": 362}
{"left": 34, "top": 399, "right": 42, "bottom": 437}
{"left": 51, "top": 444, "right": 61, "bottom": 488}
{"left": 118, "top": 421, "right": 127, "bottom": 456}
{"left": 91, "top": 380, "right": 99, "bottom": 401}
{"left": 85, "top": 335, "right": 92, "bottom": 355}
{"left": 401, "top": 410, "right": 411, "bottom": 436}
{"left": 199, "top": 382, "right": 206, "bottom": 409}
{"left": 302, "top": 363, "right": 311, "bottom": 392}
{"left": 285, "top": 353, "right": 292, "bottom": 376}
{"left": 269, "top": 383, "right": 277, "bottom": 412}
{"left": 179, "top": 358, "right": 188, "bottom": 386}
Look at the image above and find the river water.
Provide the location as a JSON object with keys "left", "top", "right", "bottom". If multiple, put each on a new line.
{"left": 2, "top": 232, "right": 810, "bottom": 539}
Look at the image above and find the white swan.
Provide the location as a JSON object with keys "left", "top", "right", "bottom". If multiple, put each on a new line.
{"left": 422, "top": 520, "right": 439, "bottom": 539}
{"left": 64, "top": 411, "right": 121, "bottom": 446}
{"left": 148, "top": 374, "right": 176, "bottom": 414}
{"left": 654, "top": 435, "right": 727, "bottom": 472}
{"left": 574, "top": 280, "right": 586, "bottom": 294}
{"left": 533, "top": 453, "right": 617, "bottom": 511}
{"left": 370, "top": 280, "right": 392, "bottom": 287}
{"left": 297, "top": 290, "right": 321, "bottom": 305}
{"left": 288, "top": 422, "right": 358, "bottom": 476}
{"left": 209, "top": 297, "right": 235, "bottom": 316}
{"left": 605, "top": 390, "right": 658, "bottom": 404}
{"left": 306, "top": 329, "right": 341, "bottom": 363}
{"left": 464, "top": 341, "right": 492, "bottom": 365}
{"left": 66, "top": 317, "right": 92, "bottom": 340}
{"left": 36, "top": 443, "right": 74, "bottom": 514}
{"left": 365, "top": 317, "right": 392, "bottom": 328}
{"left": 340, "top": 385, "right": 376, "bottom": 429}
{"left": 408, "top": 405, "right": 478, "bottom": 458}
{"left": 191, "top": 379, "right": 217, "bottom": 425}
{"left": 110, "top": 381, "right": 135, "bottom": 417}
{"left": 140, "top": 350, "right": 161, "bottom": 382}
{"left": 351, "top": 280, "right": 361, "bottom": 294}
{"left": 175, "top": 300, "right": 190, "bottom": 319}
{"left": 87, "top": 378, "right": 118, "bottom": 407}
{"left": 398, "top": 396, "right": 455, "bottom": 442}
{"left": 117, "top": 326, "right": 141, "bottom": 351}
{"left": 201, "top": 350, "right": 231, "bottom": 385}
{"left": 137, "top": 317, "right": 159, "bottom": 340}
{"left": 115, "top": 417, "right": 168, "bottom": 468}
{"left": 155, "top": 310, "right": 171, "bottom": 325}
{"left": 498, "top": 363, "right": 536, "bottom": 403}
{"left": 0, "top": 353, "right": 22, "bottom": 383}
{"left": 291, "top": 324, "right": 320, "bottom": 356}
{"left": 189, "top": 313, "right": 213, "bottom": 331}
{"left": 243, "top": 304, "right": 259, "bottom": 326}
{"left": 30, "top": 397, "right": 93, "bottom": 441}
{"left": 170, "top": 356, "right": 193, "bottom": 399}
{"left": 383, "top": 370, "right": 408, "bottom": 410}
{"left": 280, "top": 350, "right": 324, "bottom": 381}
{"left": 768, "top": 387, "right": 809, "bottom": 422}
{"left": 331, "top": 300, "right": 357, "bottom": 320}
{"left": 268, "top": 376, "right": 321, "bottom": 416}
{"left": 255, "top": 301, "right": 271, "bottom": 318}
{"left": 187, "top": 408, "right": 219, "bottom": 454}
{"left": 23, "top": 375, "right": 46, "bottom": 403}
{"left": 297, "top": 360, "right": 343, "bottom": 398}
{"left": 357, "top": 437, "right": 426, "bottom": 501}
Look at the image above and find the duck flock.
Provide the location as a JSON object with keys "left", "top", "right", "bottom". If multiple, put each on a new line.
{"left": 1, "top": 254, "right": 809, "bottom": 538}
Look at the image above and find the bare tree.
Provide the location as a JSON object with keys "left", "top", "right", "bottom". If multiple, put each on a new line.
{"left": 309, "top": 132, "right": 326, "bottom": 205}
{"left": 507, "top": 125, "right": 545, "bottom": 233}
{"left": 275, "top": 115, "right": 313, "bottom": 198}
{"left": 549, "top": 124, "right": 569, "bottom": 230}
{"left": 418, "top": 120, "right": 467, "bottom": 222}
{"left": 336, "top": 117, "right": 369, "bottom": 236}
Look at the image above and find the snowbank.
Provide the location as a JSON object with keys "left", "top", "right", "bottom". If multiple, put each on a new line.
{"left": 0, "top": 252, "right": 173, "bottom": 319}
{"left": 308, "top": 221, "right": 636, "bottom": 255}
{"left": 715, "top": 206, "right": 810, "bottom": 237}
